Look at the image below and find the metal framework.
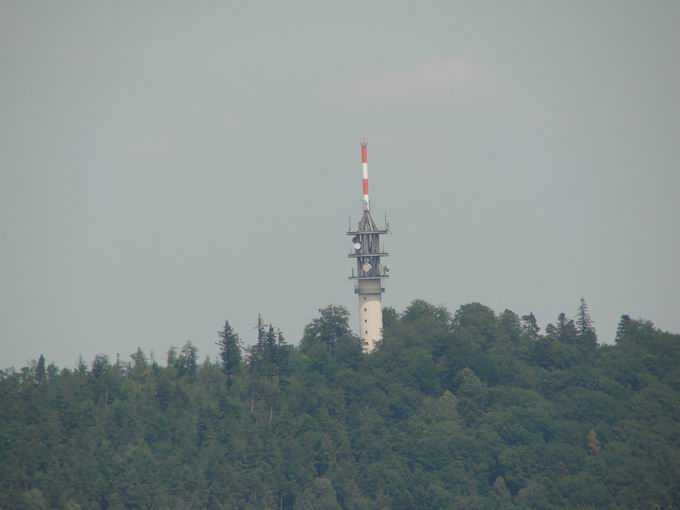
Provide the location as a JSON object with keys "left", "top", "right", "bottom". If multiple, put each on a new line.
{"left": 348, "top": 210, "right": 390, "bottom": 280}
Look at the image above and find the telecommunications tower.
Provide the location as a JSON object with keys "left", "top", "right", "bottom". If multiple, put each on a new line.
{"left": 348, "top": 142, "right": 389, "bottom": 352}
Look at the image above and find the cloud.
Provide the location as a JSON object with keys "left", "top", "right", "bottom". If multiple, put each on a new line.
{"left": 347, "top": 57, "right": 478, "bottom": 102}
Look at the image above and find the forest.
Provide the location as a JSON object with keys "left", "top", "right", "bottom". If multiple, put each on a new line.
{"left": 1, "top": 299, "right": 679, "bottom": 510}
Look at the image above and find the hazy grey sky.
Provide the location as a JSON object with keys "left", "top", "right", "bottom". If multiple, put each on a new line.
{"left": 1, "top": 1, "right": 679, "bottom": 369}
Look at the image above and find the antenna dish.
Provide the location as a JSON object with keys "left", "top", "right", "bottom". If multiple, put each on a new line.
{"left": 353, "top": 242, "right": 362, "bottom": 250}
{"left": 384, "top": 265, "right": 390, "bottom": 273}
{"left": 362, "top": 263, "right": 372, "bottom": 273}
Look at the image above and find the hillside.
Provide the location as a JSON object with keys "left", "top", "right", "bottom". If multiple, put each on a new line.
{"left": 1, "top": 300, "right": 679, "bottom": 509}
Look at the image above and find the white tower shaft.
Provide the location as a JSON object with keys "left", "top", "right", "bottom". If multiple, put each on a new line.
{"left": 358, "top": 279, "right": 383, "bottom": 351}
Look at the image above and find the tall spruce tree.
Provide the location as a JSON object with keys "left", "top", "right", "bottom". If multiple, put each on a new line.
{"left": 217, "top": 319, "right": 242, "bottom": 385}
{"left": 276, "top": 328, "right": 288, "bottom": 380}
{"left": 248, "top": 314, "right": 267, "bottom": 369}
{"left": 35, "top": 354, "right": 46, "bottom": 384}
{"left": 576, "top": 298, "right": 597, "bottom": 348}
{"left": 265, "top": 324, "right": 277, "bottom": 382}
{"left": 616, "top": 314, "right": 633, "bottom": 342}
{"left": 166, "top": 345, "right": 178, "bottom": 367}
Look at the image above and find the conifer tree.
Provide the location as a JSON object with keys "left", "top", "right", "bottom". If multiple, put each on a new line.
{"left": 576, "top": 298, "right": 597, "bottom": 348}
{"left": 127, "top": 348, "right": 148, "bottom": 382}
{"left": 130, "top": 348, "right": 148, "bottom": 370}
{"left": 35, "top": 354, "right": 46, "bottom": 384}
{"left": 246, "top": 315, "right": 270, "bottom": 414}
{"left": 76, "top": 355, "right": 88, "bottom": 375}
{"left": 46, "top": 362, "right": 58, "bottom": 380}
{"left": 254, "top": 314, "right": 266, "bottom": 362}
{"left": 217, "top": 319, "right": 242, "bottom": 385}
{"left": 166, "top": 345, "right": 178, "bottom": 367}
{"left": 247, "top": 314, "right": 266, "bottom": 370}
{"left": 521, "top": 312, "right": 540, "bottom": 338}
{"left": 556, "top": 313, "right": 577, "bottom": 342}
{"left": 545, "top": 323, "right": 557, "bottom": 339}
{"left": 276, "top": 328, "right": 289, "bottom": 380}
{"left": 262, "top": 325, "right": 278, "bottom": 383}
{"left": 176, "top": 341, "right": 198, "bottom": 377}
{"left": 91, "top": 354, "right": 110, "bottom": 379}
{"left": 266, "top": 324, "right": 277, "bottom": 359}
{"left": 616, "top": 314, "right": 632, "bottom": 343}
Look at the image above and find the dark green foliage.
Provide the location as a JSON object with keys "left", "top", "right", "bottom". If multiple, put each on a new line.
{"left": 217, "top": 319, "right": 241, "bottom": 384}
{"left": 454, "top": 302, "right": 497, "bottom": 347}
{"left": 91, "top": 354, "right": 110, "bottom": 378}
{"left": 248, "top": 315, "right": 288, "bottom": 387}
{"left": 576, "top": 298, "right": 598, "bottom": 350}
{"left": 301, "top": 305, "right": 351, "bottom": 353}
{"left": 615, "top": 314, "right": 632, "bottom": 343}
{"left": 498, "top": 309, "right": 522, "bottom": 343}
{"left": 276, "top": 329, "right": 290, "bottom": 380}
{"left": 130, "top": 347, "right": 147, "bottom": 368}
{"left": 576, "top": 298, "right": 595, "bottom": 336}
{"left": 35, "top": 355, "right": 46, "bottom": 384}
{"left": 556, "top": 313, "right": 577, "bottom": 342}
{"left": 521, "top": 312, "right": 540, "bottom": 338}
{"left": 176, "top": 341, "right": 198, "bottom": 377}
{"left": 248, "top": 314, "right": 270, "bottom": 373}
{"left": 1, "top": 300, "right": 679, "bottom": 509}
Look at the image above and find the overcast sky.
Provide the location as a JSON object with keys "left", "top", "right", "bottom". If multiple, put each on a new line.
{"left": 1, "top": 1, "right": 679, "bottom": 369}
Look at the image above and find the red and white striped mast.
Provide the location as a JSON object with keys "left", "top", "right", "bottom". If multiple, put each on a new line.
{"left": 361, "top": 142, "right": 370, "bottom": 211}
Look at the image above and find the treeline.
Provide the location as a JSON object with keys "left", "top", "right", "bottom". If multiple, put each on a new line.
{"left": 1, "top": 300, "right": 679, "bottom": 509}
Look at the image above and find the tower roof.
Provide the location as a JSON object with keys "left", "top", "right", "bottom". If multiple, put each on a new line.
{"left": 357, "top": 210, "right": 378, "bottom": 232}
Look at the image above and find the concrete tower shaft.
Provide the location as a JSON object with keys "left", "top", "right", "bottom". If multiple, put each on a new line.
{"left": 348, "top": 142, "right": 389, "bottom": 352}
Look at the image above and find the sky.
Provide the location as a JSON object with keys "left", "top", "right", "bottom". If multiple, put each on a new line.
{"left": 1, "top": 0, "right": 679, "bottom": 369}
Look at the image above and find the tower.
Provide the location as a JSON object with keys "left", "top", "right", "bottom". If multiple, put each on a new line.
{"left": 348, "top": 142, "right": 389, "bottom": 352}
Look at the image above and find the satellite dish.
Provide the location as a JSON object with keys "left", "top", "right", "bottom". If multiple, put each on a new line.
{"left": 353, "top": 242, "right": 362, "bottom": 250}
{"left": 362, "top": 263, "right": 372, "bottom": 273}
{"left": 384, "top": 265, "right": 390, "bottom": 273}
